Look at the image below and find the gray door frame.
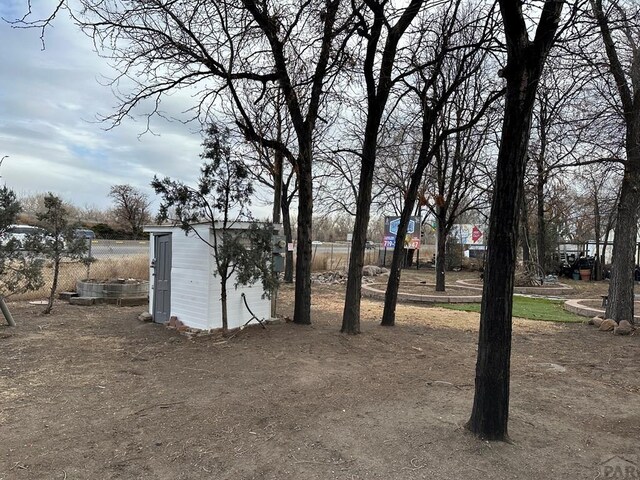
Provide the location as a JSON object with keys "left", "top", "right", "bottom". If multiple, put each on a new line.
{"left": 152, "top": 233, "right": 172, "bottom": 324}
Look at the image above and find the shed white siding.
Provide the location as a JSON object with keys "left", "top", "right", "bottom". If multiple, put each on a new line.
{"left": 169, "top": 224, "right": 212, "bottom": 330}
{"left": 209, "top": 273, "right": 270, "bottom": 330}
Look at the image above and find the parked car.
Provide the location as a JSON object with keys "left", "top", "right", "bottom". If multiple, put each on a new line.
{"left": 74, "top": 228, "right": 96, "bottom": 240}
{"left": 0, "top": 224, "right": 72, "bottom": 251}
{"left": 0, "top": 224, "right": 46, "bottom": 249}
{"left": 365, "top": 240, "right": 376, "bottom": 249}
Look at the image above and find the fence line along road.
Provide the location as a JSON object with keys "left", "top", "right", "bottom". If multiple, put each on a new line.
{"left": 89, "top": 239, "right": 149, "bottom": 258}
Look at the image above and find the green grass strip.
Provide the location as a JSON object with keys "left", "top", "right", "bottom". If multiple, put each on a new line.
{"left": 437, "top": 296, "right": 584, "bottom": 323}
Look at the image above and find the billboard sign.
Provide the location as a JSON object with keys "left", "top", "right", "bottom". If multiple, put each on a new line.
{"left": 450, "top": 224, "right": 484, "bottom": 245}
{"left": 383, "top": 216, "right": 421, "bottom": 249}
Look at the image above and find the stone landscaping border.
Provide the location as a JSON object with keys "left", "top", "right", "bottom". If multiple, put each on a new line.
{"left": 563, "top": 299, "right": 640, "bottom": 321}
{"left": 362, "top": 282, "right": 482, "bottom": 304}
{"left": 455, "top": 279, "right": 574, "bottom": 296}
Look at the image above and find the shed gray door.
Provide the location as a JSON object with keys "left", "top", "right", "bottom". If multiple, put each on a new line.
{"left": 153, "top": 234, "right": 172, "bottom": 324}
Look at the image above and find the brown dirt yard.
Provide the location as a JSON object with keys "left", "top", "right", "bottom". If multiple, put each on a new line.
{"left": 1, "top": 282, "right": 638, "bottom": 480}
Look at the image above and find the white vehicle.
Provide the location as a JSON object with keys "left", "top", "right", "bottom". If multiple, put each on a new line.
{"left": 0, "top": 224, "right": 51, "bottom": 250}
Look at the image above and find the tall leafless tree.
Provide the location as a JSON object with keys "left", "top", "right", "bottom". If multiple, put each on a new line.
{"left": 381, "top": 1, "right": 503, "bottom": 326}
{"left": 341, "top": 0, "right": 424, "bottom": 334}
{"left": 19, "top": 0, "right": 350, "bottom": 326}
{"left": 466, "top": 0, "right": 566, "bottom": 441}
{"left": 590, "top": 0, "right": 640, "bottom": 324}
{"left": 108, "top": 184, "right": 151, "bottom": 238}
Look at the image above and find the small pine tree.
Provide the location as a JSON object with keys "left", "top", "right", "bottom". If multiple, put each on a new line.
{"left": 25, "top": 193, "right": 88, "bottom": 314}
{"left": 152, "top": 123, "right": 277, "bottom": 332}
{"left": 0, "top": 186, "right": 44, "bottom": 325}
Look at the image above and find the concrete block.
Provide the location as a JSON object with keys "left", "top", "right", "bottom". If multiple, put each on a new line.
{"left": 69, "top": 297, "right": 96, "bottom": 306}
{"left": 58, "top": 291, "right": 78, "bottom": 301}
{"left": 116, "top": 297, "right": 149, "bottom": 307}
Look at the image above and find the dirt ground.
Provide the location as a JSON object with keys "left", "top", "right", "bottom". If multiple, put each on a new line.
{"left": 1, "top": 280, "right": 638, "bottom": 480}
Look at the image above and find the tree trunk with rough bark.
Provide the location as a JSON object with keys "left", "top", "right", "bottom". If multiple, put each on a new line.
{"left": 342, "top": 0, "right": 424, "bottom": 334}
{"left": 605, "top": 122, "right": 640, "bottom": 324}
{"left": 435, "top": 212, "right": 447, "bottom": 292}
{"left": 342, "top": 136, "right": 378, "bottom": 334}
{"left": 536, "top": 160, "right": 546, "bottom": 272}
{"left": 591, "top": 0, "right": 640, "bottom": 325}
{"left": 294, "top": 145, "right": 314, "bottom": 325}
{"left": 466, "top": 0, "right": 564, "bottom": 441}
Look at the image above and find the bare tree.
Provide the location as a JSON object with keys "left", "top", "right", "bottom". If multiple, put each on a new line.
{"left": 341, "top": 0, "right": 425, "bottom": 334}
{"left": 590, "top": 0, "right": 640, "bottom": 324}
{"left": 577, "top": 163, "right": 622, "bottom": 279}
{"left": 466, "top": 0, "right": 566, "bottom": 441}
{"left": 381, "top": 1, "right": 503, "bottom": 326}
{"left": 17, "top": 0, "right": 350, "bottom": 326}
{"left": 241, "top": 96, "right": 299, "bottom": 284}
{"left": 108, "top": 185, "right": 151, "bottom": 238}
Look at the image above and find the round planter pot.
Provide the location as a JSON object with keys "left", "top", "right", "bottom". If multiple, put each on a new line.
{"left": 579, "top": 269, "right": 591, "bottom": 281}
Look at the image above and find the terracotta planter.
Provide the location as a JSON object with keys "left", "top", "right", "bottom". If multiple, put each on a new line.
{"left": 579, "top": 269, "right": 591, "bottom": 281}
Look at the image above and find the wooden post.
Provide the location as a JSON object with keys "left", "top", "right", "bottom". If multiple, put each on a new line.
{"left": 0, "top": 297, "right": 16, "bottom": 327}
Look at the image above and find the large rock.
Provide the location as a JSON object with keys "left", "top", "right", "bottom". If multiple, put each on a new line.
{"left": 587, "top": 316, "right": 601, "bottom": 325}
{"left": 599, "top": 319, "right": 616, "bottom": 332}
{"left": 614, "top": 320, "right": 635, "bottom": 336}
{"left": 138, "top": 312, "right": 153, "bottom": 322}
{"left": 362, "top": 265, "right": 381, "bottom": 276}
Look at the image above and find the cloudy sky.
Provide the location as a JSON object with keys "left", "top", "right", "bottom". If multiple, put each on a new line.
{"left": 0, "top": 1, "right": 269, "bottom": 218}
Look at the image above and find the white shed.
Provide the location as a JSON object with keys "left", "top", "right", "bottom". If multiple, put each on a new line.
{"left": 144, "top": 222, "right": 272, "bottom": 330}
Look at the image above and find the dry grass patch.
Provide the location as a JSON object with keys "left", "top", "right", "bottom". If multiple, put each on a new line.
{"left": 11, "top": 254, "right": 149, "bottom": 300}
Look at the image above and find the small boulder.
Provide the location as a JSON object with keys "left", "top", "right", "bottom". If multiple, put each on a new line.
{"left": 362, "top": 266, "right": 379, "bottom": 276}
{"left": 614, "top": 320, "right": 635, "bottom": 336}
{"left": 138, "top": 312, "right": 153, "bottom": 322}
{"left": 588, "top": 316, "right": 601, "bottom": 325}
{"left": 599, "top": 319, "right": 616, "bottom": 332}
{"left": 592, "top": 317, "right": 604, "bottom": 328}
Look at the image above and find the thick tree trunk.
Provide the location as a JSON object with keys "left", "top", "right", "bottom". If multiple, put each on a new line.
{"left": 294, "top": 146, "right": 313, "bottom": 325}
{"left": 466, "top": 0, "right": 563, "bottom": 440}
{"left": 536, "top": 163, "right": 546, "bottom": 272}
{"left": 467, "top": 64, "right": 542, "bottom": 442}
{"left": 435, "top": 213, "right": 447, "bottom": 292}
{"left": 342, "top": 1, "right": 423, "bottom": 334}
{"left": 381, "top": 200, "right": 415, "bottom": 326}
{"left": 342, "top": 136, "right": 377, "bottom": 334}
{"left": 467, "top": 107, "right": 531, "bottom": 440}
{"left": 592, "top": 0, "right": 640, "bottom": 325}
{"left": 606, "top": 124, "right": 640, "bottom": 324}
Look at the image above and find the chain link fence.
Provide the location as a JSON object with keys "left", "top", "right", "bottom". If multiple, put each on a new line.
{"left": 13, "top": 236, "right": 150, "bottom": 301}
